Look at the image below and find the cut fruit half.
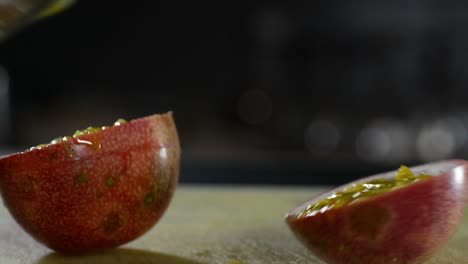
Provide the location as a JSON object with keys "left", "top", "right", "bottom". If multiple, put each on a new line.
{"left": 0, "top": 112, "right": 180, "bottom": 254}
{"left": 286, "top": 160, "right": 468, "bottom": 264}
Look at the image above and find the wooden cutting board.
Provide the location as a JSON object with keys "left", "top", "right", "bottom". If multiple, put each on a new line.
{"left": 1, "top": 185, "right": 468, "bottom": 264}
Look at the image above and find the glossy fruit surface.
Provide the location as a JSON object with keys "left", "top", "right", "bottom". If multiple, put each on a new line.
{"left": 0, "top": 112, "right": 180, "bottom": 254}
{"left": 286, "top": 160, "right": 468, "bottom": 264}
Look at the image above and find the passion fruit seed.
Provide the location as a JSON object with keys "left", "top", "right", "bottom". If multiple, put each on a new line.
{"left": 34, "top": 144, "right": 47, "bottom": 149}
{"left": 298, "top": 166, "right": 433, "bottom": 218}
{"left": 29, "top": 119, "right": 127, "bottom": 151}
{"left": 73, "top": 127, "right": 103, "bottom": 137}
{"left": 114, "top": 119, "right": 127, "bottom": 126}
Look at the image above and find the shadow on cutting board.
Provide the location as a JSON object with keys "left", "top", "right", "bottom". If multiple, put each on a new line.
{"left": 36, "top": 248, "right": 204, "bottom": 264}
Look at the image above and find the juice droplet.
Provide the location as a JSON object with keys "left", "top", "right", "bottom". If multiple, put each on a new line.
{"left": 29, "top": 144, "right": 47, "bottom": 151}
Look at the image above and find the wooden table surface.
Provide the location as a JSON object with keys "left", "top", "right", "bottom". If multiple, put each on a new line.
{"left": 1, "top": 185, "right": 468, "bottom": 264}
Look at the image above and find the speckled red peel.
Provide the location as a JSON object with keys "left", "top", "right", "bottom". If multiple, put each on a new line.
{"left": 286, "top": 160, "right": 468, "bottom": 264}
{"left": 0, "top": 112, "right": 180, "bottom": 254}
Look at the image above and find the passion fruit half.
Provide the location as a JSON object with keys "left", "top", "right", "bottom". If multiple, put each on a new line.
{"left": 0, "top": 112, "right": 180, "bottom": 254}
{"left": 286, "top": 160, "right": 468, "bottom": 264}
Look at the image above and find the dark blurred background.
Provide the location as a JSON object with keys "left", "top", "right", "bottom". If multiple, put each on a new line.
{"left": 1, "top": 1, "right": 468, "bottom": 185}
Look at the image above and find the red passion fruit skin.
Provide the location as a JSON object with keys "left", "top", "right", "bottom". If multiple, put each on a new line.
{"left": 286, "top": 160, "right": 468, "bottom": 264}
{"left": 0, "top": 112, "right": 180, "bottom": 254}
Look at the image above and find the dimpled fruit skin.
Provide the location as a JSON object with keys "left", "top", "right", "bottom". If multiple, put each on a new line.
{"left": 0, "top": 112, "right": 180, "bottom": 254}
{"left": 286, "top": 160, "right": 468, "bottom": 264}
